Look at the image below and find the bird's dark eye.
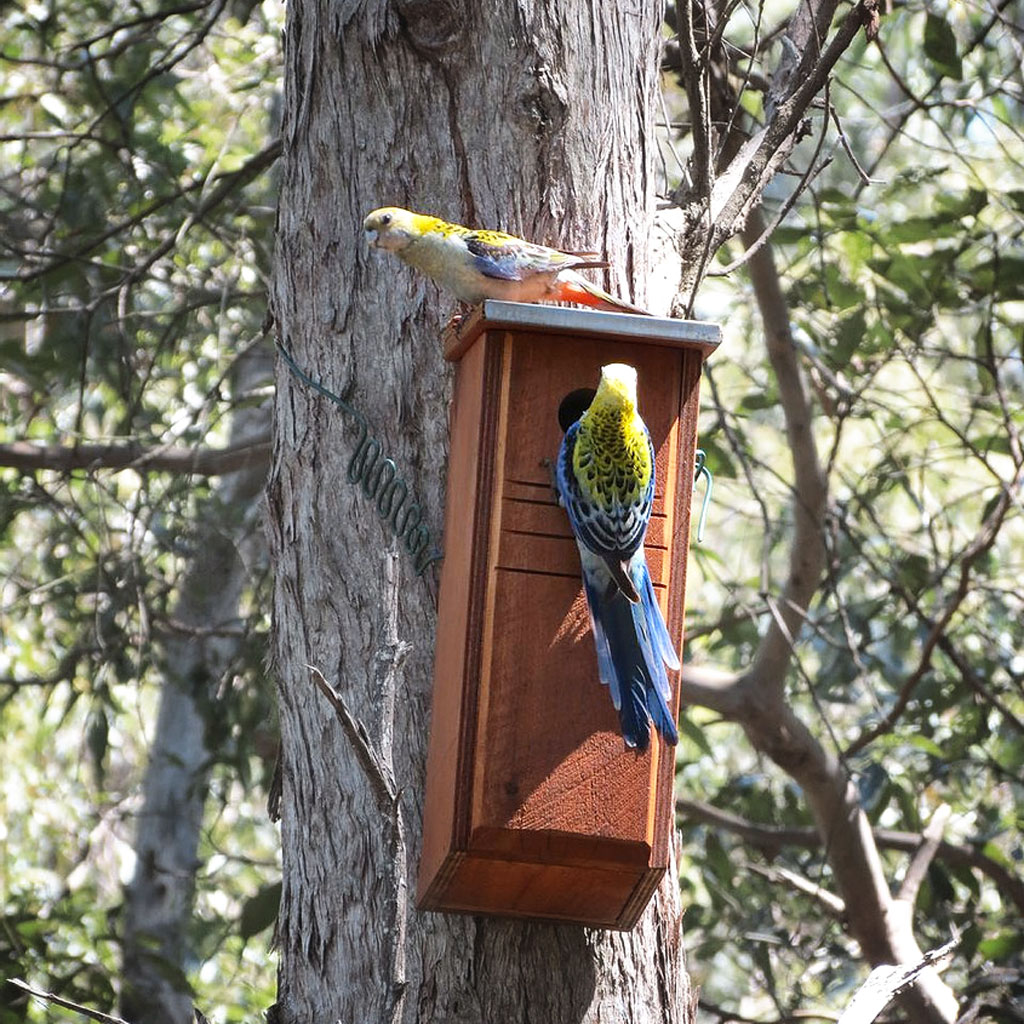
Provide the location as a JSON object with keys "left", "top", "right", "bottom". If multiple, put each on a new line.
{"left": 380, "top": 213, "right": 392, "bottom": 226}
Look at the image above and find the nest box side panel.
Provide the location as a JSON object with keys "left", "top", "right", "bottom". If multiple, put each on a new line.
{"left": 650, "top": 344, "right": 705, "bottom": 858}
{"left": 468, "top": 330, "right": 687, "bottom": 857}
{"left": 419, "top": 333, "right": 505, "bottom": 904}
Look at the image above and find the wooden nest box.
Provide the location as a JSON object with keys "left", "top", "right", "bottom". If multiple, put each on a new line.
{"left": 419, "top": 300, "right": 719, "bottom": 930}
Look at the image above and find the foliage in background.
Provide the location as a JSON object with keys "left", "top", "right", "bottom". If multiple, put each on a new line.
{"left": 1, "top": 0, "right": 1022, "bottom": 1020}
{"left": 0, "top": 0, "right": 281, "bottom": 1018}
{"left": 664, "top": 0, "right": 1024, "bottom": 1019}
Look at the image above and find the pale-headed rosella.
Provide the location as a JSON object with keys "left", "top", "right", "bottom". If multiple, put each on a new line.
{"left": 363, "top": 207, "right": 648, "bottom": 314}
{"left": 555, "top": 362, "right": 680, "bottom": 749}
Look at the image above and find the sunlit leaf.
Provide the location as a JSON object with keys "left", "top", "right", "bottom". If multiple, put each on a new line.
{"left": 923, "top": 13, "right": 962, "bottom": 80}
{"left": 239, "top": 882, "right": 282, "bottom": 940}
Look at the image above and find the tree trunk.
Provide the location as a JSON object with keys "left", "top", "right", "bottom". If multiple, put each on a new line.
{"left": 266, "top": 2, "right": 691, "bottom": 1021}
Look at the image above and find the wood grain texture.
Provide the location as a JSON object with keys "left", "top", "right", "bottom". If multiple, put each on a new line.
{"left": 421, "top": 310, "right": 710, "bottom": 929}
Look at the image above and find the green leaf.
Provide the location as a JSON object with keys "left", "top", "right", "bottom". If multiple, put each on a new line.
{"left": 86, "top": 705, "right": 109, "bottom": 787}
{"left": 934, "top": 187, "right": 987, "bottom": 219}
{"left": 698, "top": 437, "right": 738, "bottom": 479}
{"left": 978, "top": 930, "right": 1024, "bottom": 959}
{"left": 907, "top": 734, "right": 946, "bottom": 758}
{"left": 831, "top": 308, "right": 867, "bottom": 368}
{"left": 886, "top": 216, "right": 965, "bottom": 244}
{"left": 923, "top": 13, "right": 962, "bottom": 80}
{"left": 771, "top": 226, "right": 813, "bottom": 246}
{"left": 703, "top": 831, "right": 735, "bottom": 885}
{"left": 679, "top": 715, "right": 713, "bottom": 758}
{"left": 871, "top": 249, "right": 949, "bottom": 307}
{"left": 968, "top": 256, "right": 1024, "bottom": 302}
{"left": 239, "top": 882, "right": 281, "bottom": 939}
{"left": 979, "top": 840, "right": 1014, "bottom": 869}
{"left": 959, "top": 923, "right": 983, "bottom": 963}
{"left": 897, "top": 552, "right": 932, "bottom": 590}
{"left": 738, "top": 391, "right": 778, "bottom": 412}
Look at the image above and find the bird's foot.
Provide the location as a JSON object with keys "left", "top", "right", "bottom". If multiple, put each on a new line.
{"left": 540, "top": 456, "right": 562, "bottom": 505}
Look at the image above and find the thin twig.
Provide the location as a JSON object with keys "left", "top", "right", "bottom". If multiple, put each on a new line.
{"left": 747, "top": 861, "right": 847, "bottom": 915}
{"left": 845, "top": 455, "right": 1024, "bottom": 757}
{"left": 9, "top": 978, "right": 132, "bottom": 1024}
{"left": 307, "top": 665, "right": 397, "bottom": 807}
{"left": 898, "top": 805, "right": 952, "bottom": 906}
{"left": 710, "top": 118, "right": 832, "bottom": 277}
{"left": 828, "top": 103, "right": 877, "bottom": 185}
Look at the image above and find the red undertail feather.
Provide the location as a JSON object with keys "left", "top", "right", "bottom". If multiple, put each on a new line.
{"left": 552, "top": 277, "right": 650, "bottom": 315}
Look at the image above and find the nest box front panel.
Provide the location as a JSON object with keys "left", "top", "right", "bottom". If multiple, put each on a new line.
{"left": 420, "top": 304, "right": 715, "bottom": 927}
{"left": 468, "top": 330, "right": 690, "bottom": 851}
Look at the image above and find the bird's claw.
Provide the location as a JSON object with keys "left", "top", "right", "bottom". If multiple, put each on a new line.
{"left": 540, "top": 456, "right": 563, "bottom": 505}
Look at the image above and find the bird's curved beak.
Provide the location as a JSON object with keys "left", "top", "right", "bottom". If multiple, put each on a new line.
{"left": 365, "top": 228, "right": 379, "bottom": 247}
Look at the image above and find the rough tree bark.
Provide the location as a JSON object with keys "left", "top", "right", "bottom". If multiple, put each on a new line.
{"left": 122, "top": 345, "right": 272, "bottom": 1024}
{"left": 265, "top": 2, "right": 692, "bottom": 1022}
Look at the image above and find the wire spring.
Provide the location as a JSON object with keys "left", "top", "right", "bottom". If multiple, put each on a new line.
{"left": 276, "top": 341, "right": 443, "bottom": 578}
{"left": 693, "top": 449, "right": 713, "bottom": 544}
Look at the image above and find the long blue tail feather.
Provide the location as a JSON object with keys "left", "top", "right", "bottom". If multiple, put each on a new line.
{"left": 582, "top": 556, "right": 679, "bottom": 749}
{"left": 555, "top": 375, "right": 681, "bottom": 750}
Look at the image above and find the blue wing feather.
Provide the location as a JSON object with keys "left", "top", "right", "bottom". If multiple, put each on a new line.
{"left": 466, "top": 241, "right": 525, "bottom": 281}
{"left": 578, "top": 554, "right": 678, "bottom": 748}
{"left": 557, "top": 424, "right": 654, "bottom": 561}
{"left": 557, "top": 423, "right": 680, "bottom": 749}
{"left": 465, "top": 234, "right": 578, "bottom": 282}
{"left": 637, "top": 555, "right": 681, "bottom": 679}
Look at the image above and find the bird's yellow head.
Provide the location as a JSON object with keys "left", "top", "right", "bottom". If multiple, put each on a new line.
{"left": 363, "top": 206, "right": 428, "bottom": 253}
{"left": 593, "top": 363, "right": 639, "bottom": 413}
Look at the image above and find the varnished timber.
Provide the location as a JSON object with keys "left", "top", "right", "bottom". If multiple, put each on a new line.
{"left": 420, "top": 301, "right": 719, "bottom": 929}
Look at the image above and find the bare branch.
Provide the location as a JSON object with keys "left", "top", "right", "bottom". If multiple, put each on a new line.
{"left": 677, "top": 798, "right": 1024, "bottom": 917}
{"left": 740, "top": 204, "right": 828, "bottom": 695}
{"left": 747, "top": 861, "right": 847, "bottom": 916}
{"left": 677, "top": 0, "right": 714, "bottom": 201}
{"left": 936, "top": 635, "right": 1024, "bottom": 738}
{"left": 72, "top": 0, "right": 212, "bottom": 51}
{"left": 0, "top": 436, "right": 271, "bottom": 476}
{"left": 677, "top": 663, "right": 745, "bottom": 716}
{"left": 828, "top": 104, "right": 879, "bottom": 185}
{"left": 677, "top": 197, "right": 958, "bottom": 1019}
{"left": 897, "top": 805, "right": 952, "bottom": 906}
{"left": 308, "top": 665, "right": 397, "bottom": 809}
{"left": 706, "top": 0, "right": 877, "bottom": 254}
{"left": 836, "top": 938, "right": 959, "bottom": 1024}
{"left": 846, "top": 455, "right": 1024, "bottom": 757}
{"left": 700, "top": 996, "right": 839, "bottom": 1024}
{"left": 9, "top": 139, "right": 281, "bottom": 285}
{"left": 710, "top": 104, "right": 832, "bottom": 277}
{"left": 9, "top": 978, "right": 132, "bottom": 1024}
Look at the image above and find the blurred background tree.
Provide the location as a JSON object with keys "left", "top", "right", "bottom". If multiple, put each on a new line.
{"left": 661, "top": 0, "right": 1024, "bottom": 1019}
{"left": 1, "top": 1, "right": 282, "bottom": 1021}
{"left": 1, "top": 0, "right": 1021, "bottom": 1021}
